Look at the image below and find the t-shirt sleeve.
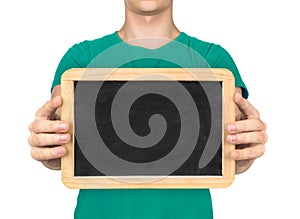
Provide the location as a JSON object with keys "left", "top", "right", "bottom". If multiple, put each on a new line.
{"left": 207, "top": 45, "right": 249, "bottom": 98}
{"left": 51, "top": 42, "right": 90, "bottom": 90}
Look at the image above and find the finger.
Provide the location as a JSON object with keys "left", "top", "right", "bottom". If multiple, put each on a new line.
{"left": 226, "top": 118, "right": 267, "bottom": 134}
{"left": 235, "top": 159, "right": 254, "bottom": 174}
{"left": 231, "top": 144, "right": 265, "bottom": 161}
{"left": 35, "top": 96, "right": 62, "bottom": 120}
{"left": 235, "top": 93, "right": 259, "bottom": 118}
{"left": 28, "top": 120, "right": 69, "bottom": 134}
{"left": 31, "top": 146, "right": 66, "bottom": 161}
{"left": 28, "top": 133, "right": 70, "bottom": 147}
{"left": 227, "top": 131, "right": 268, "bottom": 145}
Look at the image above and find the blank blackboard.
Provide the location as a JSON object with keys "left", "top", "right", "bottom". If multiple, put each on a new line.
{"left": 61, "top": 68, "right": 236, "bottom": 189}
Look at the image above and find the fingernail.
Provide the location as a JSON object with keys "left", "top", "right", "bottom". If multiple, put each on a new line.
{"left": 53, "top": 96, "right": 61, "bottom": 106}
{"left": 227, "top": 124, "right": 236, "bottom": 133}
{"left": 229, "top": 135, "right": 237, "bottom": 143}
{"left": 57, "top": 147, "right": 66, "bottom": 155}
{"left": 59, "top": 123, "right": 66, "bottom": 131}
{"left": 235, "top": 92, "right": 242, "bottom": 100}
{"left": 231, "top": 150, "right": 239, "bottom": 159}
{"left": 60, "top": 134, "right": 68, "bottom": 143}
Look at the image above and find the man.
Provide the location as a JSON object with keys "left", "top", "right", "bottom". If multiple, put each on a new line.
{"left": 28, "top": 0, "right": 267, "bottom": 218}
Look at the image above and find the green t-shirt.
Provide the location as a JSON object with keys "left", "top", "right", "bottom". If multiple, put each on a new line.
{"left": 52, "top": 31, "right": 248, "bottom": 219}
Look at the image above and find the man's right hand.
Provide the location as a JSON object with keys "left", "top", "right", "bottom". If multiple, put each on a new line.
{"left": 28, "top": 95, "right": 70, "bottom": 170}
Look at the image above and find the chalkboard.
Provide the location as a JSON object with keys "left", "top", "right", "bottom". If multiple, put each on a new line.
{"left": 61, "top": 68, "right": 236, "bottom": 189}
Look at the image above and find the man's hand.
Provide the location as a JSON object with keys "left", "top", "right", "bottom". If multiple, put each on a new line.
{"left": 28, "top": 95, "right": 70, "bottom": 170}
{"left": 226, "top": 92, "right": 267, "bottom": 174}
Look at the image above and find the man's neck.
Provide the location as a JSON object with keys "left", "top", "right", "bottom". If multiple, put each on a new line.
{"left": 118, "top": 4, "right": 180, "bottom": 49}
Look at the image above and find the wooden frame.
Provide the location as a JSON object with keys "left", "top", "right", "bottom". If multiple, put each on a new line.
{"left": 61, "top": 68, "right": 236, "bottom": 189}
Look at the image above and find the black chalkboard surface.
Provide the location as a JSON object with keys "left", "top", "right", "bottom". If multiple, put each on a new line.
{"left": 61, "top": 68, "right": 236, "bottom": 189}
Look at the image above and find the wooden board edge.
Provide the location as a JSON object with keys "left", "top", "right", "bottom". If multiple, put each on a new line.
{"left": 222, "top": 70, "right": 236, "bottom": 180}
{"left": 62, "top": 176, "right": 235, "bottom": 189}
{"left": 61, "top": 80, "right": 74, "bottom": 181}
{"left": 61, "top": 68, "right": 235, "bottom": 81}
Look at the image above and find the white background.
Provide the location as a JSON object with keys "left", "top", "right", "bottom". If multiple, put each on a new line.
{"left": 1, "top": 0, "right": 299, "bottom": 218}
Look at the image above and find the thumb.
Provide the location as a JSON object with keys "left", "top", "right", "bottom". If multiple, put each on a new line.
{"left": 35, "top": 96, "right": 62, "bottom": 120}
{"left": 235, "top": 93, "right": 259, "bottom": 119}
